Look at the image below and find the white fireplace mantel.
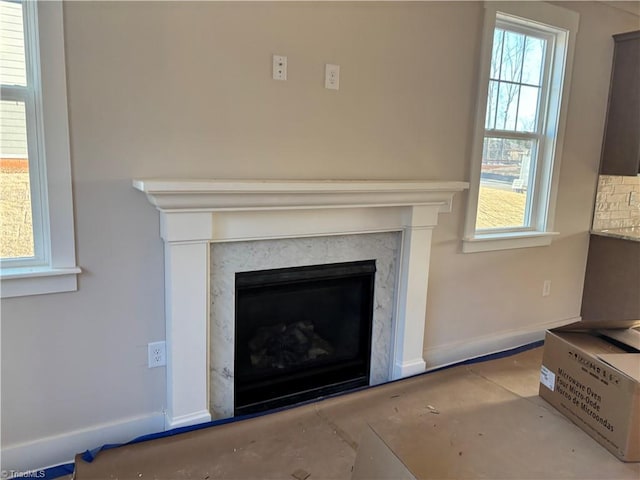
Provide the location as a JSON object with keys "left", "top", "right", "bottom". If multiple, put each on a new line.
{"left": 134, "top": 179, "right": 468, "bottom": 430}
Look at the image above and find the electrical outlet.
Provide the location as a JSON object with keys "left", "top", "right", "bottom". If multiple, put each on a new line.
{"left": 148, "top": 341, "right": 166, "bottom": 368}
{"left": 325, "top": 63, "right": 340, "bottom": 90}
{"left": 272, "top": 54, "right": 287, "bottom": 81}
{"left": 542, "top": 280, "right": 551, "bottom": 297}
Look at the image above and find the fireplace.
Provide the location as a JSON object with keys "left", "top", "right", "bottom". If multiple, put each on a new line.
{"left": 234, "top": 260, "right": 376, "bottom": 415}
{"left": 133, "top": 179, "right": 468, "bottom": 429}
{"left": 210, "top": 232, "right": 400, "bottom": 419}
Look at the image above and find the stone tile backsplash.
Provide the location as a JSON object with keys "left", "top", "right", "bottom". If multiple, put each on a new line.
{"left": 592, "top": 175, "right": 640, "bottom": 230}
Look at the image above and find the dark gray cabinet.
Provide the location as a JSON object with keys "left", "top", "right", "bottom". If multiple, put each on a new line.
{"left": 581, "top": 234, "right": 640, "bottom": 321}
{"left": 600, "top": 30, "right": 640, "bottom": 176}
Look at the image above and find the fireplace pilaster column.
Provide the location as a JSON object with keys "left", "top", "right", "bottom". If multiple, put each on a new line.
{"left": 392, "top": 205, "right": 438, "bottom": 379}
{"left": 161, "top": 212, "right": 213, "bottom": 429}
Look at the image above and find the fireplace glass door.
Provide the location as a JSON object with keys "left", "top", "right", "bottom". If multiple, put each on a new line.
{"left": 234, "top": 260, "right": 375, "bottom": 415}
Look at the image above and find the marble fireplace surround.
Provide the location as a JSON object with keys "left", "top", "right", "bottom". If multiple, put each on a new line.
{"left": 133, "top": 179, "right": 468, "bottom": 430}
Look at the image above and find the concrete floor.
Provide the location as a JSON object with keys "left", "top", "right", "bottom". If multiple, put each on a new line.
{"left": 74, "top": 347, "right": 640, "bottom": 479}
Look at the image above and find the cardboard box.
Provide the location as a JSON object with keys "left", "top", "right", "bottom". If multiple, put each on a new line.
{"left": 539, "top": 320, "right": 640, "bottom": 462}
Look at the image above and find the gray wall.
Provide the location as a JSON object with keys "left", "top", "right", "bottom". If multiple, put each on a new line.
{"left": 2, "top": 0, "right": 638, "bottom": 455}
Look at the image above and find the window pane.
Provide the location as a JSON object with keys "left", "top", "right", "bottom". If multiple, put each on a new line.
{"left": 0, "top": 99, "right": 34, "bottom": 258}
{"left": 488, "top": 28, "right": 548, "bottom": 134}
{"left": 521, "top": 36, "right": 545, "bottom": 86}
{"left": 0, "top": 0, "right": 27, "bottom": 87}
{"left": 516, "top": 85, "right": 540, "bottom": 132}
{"left": 495, "top": 81, "right": 519, "bottom": 130}
{"left": 485, "top": 80, "right": 498, "bottom": 129}
{"left": 499, "top": 30, "right": 525, "bottom": 83}
{"left": 490, "top": 29, "right": 505, "bottom": 80}
{"left": 476, "top": 137, "right": 536, "bottom": 230}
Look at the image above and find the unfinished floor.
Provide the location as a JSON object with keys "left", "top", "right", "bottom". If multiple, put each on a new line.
{"left": 74, "top": 347, "right": 640, "bottom": 479}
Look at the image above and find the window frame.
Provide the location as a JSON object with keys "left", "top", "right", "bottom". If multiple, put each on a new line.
{"left": 462, "top": 2, "right": 579, "bottom": 253}
{"left": 480, "top": 22, "right": 554, "bottom": 234}
{"left": 0, "top": 0, "right": 80, "bottom": 298}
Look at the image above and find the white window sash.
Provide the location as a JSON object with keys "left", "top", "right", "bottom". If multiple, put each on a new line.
{"left": 480, "top": 20, "right": 554, "bottom": 233}
{"left": 1, "top": 0, "right": 48, "bottom": 268}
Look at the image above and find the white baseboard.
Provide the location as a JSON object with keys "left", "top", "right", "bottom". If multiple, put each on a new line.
{"left": 1, "top": 412, "right": 165, "bottom": 473}
{"left": 423, "top": 316, "right": 580, "bottom": 371}
{"left": 392, "top": 358, "right": 427, "bottom": 379}
{"left": 165, "top": 409, "right": 212, "bottom": 430}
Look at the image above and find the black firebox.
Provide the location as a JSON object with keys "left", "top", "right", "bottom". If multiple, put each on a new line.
{"left": 234, "top": 260, "right": 376, "bottom": 415}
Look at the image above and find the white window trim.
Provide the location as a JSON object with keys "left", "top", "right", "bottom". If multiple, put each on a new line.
{"left": 462, "top": 1, "right": 579, "bottom": 254}
{"left": 0, "top": 1, "right": 80, "bottom": 298}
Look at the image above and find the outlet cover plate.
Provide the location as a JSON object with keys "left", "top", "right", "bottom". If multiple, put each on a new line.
{"left": 273, "top": 54, "right": 287, "bottom": 81}
{"left": 148, "top": 341, "right": 166, "bottom": 368}
{"left": 325, "top": 63, "right": 340, "bottom": 90}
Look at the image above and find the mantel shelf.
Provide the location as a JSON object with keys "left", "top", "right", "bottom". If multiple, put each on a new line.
{"left": 133, "top": 179, "right": 469, "bottom": 212}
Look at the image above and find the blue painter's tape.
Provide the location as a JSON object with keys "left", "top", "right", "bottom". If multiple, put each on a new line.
{"left": 41, "top": 463, "right": 74, "bottom": 480}
{"left": 80, "top": 412, "right": 260, "bottom": 463}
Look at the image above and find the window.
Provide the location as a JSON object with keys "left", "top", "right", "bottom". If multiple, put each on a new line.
{"left": 1, "top": 0, "right": 45, "bottom": 265}
{"left": 0, "top": 0, "right": 79, "bottom": 297}
{"left": 463, "top": 2, "right": 579, "bottom": 253}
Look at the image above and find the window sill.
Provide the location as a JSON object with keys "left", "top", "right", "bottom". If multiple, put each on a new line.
{"left": 462, "top": 231, "right": 559, "bottom": 253}
{"left": 0, "top": 266, "right": 81, "bottom": 298}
